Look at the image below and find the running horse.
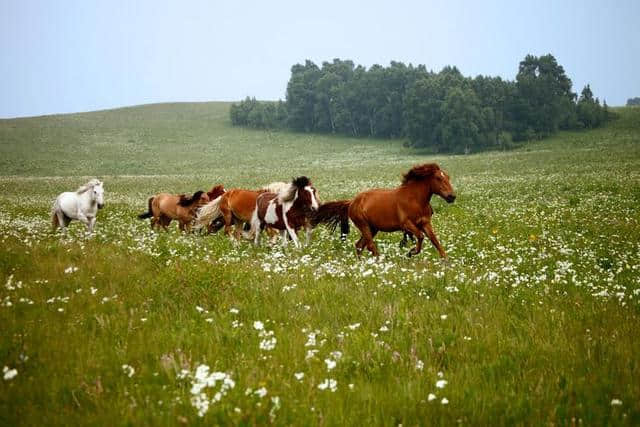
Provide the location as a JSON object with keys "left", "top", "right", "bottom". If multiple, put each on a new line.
{"left": 138, "top": 190, "right": 210, "bottom": 232}
{"left": 194, "top": 182, "right": 289, "bottom": 239}
{"left": 313, "top": 163, "right": 455, "bottom": 258}
{"left": 250, "top": 176, "right": 319, "bottom": 247}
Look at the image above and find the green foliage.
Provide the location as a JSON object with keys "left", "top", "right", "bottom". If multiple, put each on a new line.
{"left": 233, "top": 55, "right": 612, "bottom": 153}
{"left": 627, "top": 97, "right": 640, "bottom": 106}
{"left": 230, "top": 97, "right": 287, "bottom": 129}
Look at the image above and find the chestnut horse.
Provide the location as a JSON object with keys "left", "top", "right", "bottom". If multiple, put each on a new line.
{"left": 138, "top": 190, "right": 209, "bottom": 232}
{"left": 195, "top": 182, "right": 290, "bottom": 239}
{"left": 314, "top": 163, "right": 455, "bottom": 258}
{"left": 251, "top": 176, "right": 319, "bottom": 247}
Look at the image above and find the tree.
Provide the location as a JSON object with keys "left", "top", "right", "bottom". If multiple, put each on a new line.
{"left": 515, "top": 54, "right": 576, "bottom": 137}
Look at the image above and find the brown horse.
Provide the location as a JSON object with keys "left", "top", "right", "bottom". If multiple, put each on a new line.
{"left": 138, "top": 190, "right": 210, "bottom": 232}
{"left": 251, "top": 176, "right": 319, "bottom": 247}
{"left": 194, "top": 189, "right": 263, "bottom": 239}
{"left": 314, "top": 163, "right": 455, "bottom": 258}
{"left": 195, "top": 182, "right": 290, "bottom": 239}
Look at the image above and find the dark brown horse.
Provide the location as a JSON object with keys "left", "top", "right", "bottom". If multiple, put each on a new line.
{"left": 138, "top": 190, "right": 210, "bottom": 232}
{"left": 313, "top": 163, "right": 455, "bottom": 257}
{"left": 251, "top": 177, "right": 319, "bottom": 247}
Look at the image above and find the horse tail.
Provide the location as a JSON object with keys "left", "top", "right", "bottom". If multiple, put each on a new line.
{"left": 178, "top": 190, "right": 205, "bottom": 207}
{"left": 312, "top": 200, "right": 352, "bottom": 235}
{"left": 193, "top": 195, "right": 223, "bottom": 230}
{"left": 138, "top": 197, "right": 154, "bottom": 219}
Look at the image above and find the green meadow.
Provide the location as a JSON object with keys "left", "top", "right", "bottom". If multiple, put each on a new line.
{"left": 1, "top": 103, "right": 639, "bottom": 425}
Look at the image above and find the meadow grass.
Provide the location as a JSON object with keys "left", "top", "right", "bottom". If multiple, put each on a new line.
{"left": 1, "top": 103, "right": 639, "bottom": 425}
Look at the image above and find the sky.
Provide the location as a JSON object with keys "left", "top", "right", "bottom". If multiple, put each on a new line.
{"left": 1, "top": 0, "right": 638, "bottom": 118}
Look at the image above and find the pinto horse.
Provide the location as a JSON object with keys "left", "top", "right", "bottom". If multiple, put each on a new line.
{"left": 195, "top": 182, "right": 289, "bottom": 239}
{"left": 138, "top": 190, "right": 209, "bottom": 232}
{"left": 251, "top": 176, "right": 319, "bottom": 247}
{"left": 314, "top": 163, "right": 455, "bottom": 258}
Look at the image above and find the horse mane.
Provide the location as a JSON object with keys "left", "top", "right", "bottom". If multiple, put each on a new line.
{"left": 278, "top": 176, "right": 310, "bottom": 204}
{"left": 178, "top": 190, "right": 205, "bottom": 207}
{"left": 262, "top": 181, "right": 289, "bottom": 194}
{"left": 207, "top": 185, "right": 225, "bottom": 200}
{"left": 76, "top": 178, "right": 102, "bottom": 194}
{"left": 401, "top": 163, "right": 441, "bottom": 185}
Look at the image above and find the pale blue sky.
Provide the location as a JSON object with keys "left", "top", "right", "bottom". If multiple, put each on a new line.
{"left": 1, "top": 0, "right": 638, "bottom": 118}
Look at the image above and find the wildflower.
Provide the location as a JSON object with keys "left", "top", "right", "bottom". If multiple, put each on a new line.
{"left": 436, "top": 379, "right": 448, "bottom": 389}
{"left": 324, "top": 359, "right": 337, "bottom": 371}
{"left": 611, "top": 399, "right": 623, "bottom": 406}
{"left": 441, "top": 397, "right": 449, "bottom": 405}
{"left": 440, "top": 314, "right": 448, "bottom": 320}
{"left": 259, "top": 336, "right": 277, "bottom": 351}
{"left": 254, "top": 387, "right": 268, "bottom": 398}
{"left": 347, "top": 323, "right": 361, "bottom": 330}
{"left": 427, "top": 393, "right": 437, "bottom": 402}
{"left": 294, "top": 372, "right": 305, "bottom": 381}
{"left": 229, "top": 308, "right": 239, "bottom": 314}
{"left": 415, "top": 360, "right": 424, "bottom": 371}
{"left": 3, "top": 366, "right": 17, "bottom": 381}
{"left": 317, "top": 378, "right": 338, "bottom": 392}
{"left": 122, "top": 364, "right": 135, "bottom": 377}
{"left": 253, "top": 321, "right": 264, "bottom": 330}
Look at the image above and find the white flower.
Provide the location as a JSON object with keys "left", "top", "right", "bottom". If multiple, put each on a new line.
{"left": 195, "top": 306, "right": 205, "bottom": 313}
{"left": 427, "top": 393, "right": 437, "bottom": 402}
{"left": 64, "top": 266, "right": 78, "bottom": 274}
{"left": 294, "top": 372, "right": 305, "bottom": 381}
{"left": 122, "top": 364, "right": 135, "bottom": 377}
{"left": 259, "top": 336, "right": 277, "bottom": 351}
{"left": 3, "top": 366, "right": 18, "bottom": 381}
{"left": 379, "top": 325, "right": 389, "bottom": 332}
{"left": 440, "top": 314, "right": 448, "bottom": 320}
{"left": 229, "top": 308, "right": 239, "bottom": 314}
{"left": 324, "top": 359, "right": 337, "bottom": 371}
{"left": 317, "top": 378, "right": 338, "bottom": 392}
{"left": 347, "top": 323, "right": 361, "bottom": 330}
{"left": 253, "top": 321, "right": 264, "bottom": 330}
{"left": 254, "top": 387, "right": 268, "bottom": 398}
{"left": 436, "top": 379, "right": 448, "bottom": 389}
{"left": 415, "top": 360, "right": 424, "bottom": 371}
{"left": 441, "top": 397, "right": 449, "bottom": 405}
{"left": 611, "top": 398, "right": 623, "bottom": 406}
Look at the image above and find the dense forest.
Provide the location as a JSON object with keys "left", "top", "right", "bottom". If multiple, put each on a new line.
{"left": 230, "top": 54, "right": 612, "bottom": 153}
{"left": 628, "top": 97, "right": 640, "bottom": 106}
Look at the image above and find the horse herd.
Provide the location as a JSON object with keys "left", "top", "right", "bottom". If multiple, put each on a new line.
{"left": 52, "top": 163, "right": 456, "bottom": 258}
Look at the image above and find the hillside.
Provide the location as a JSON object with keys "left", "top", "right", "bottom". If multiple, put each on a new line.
{"left": 0, "top": 104, "right": 639, "bottom": 425}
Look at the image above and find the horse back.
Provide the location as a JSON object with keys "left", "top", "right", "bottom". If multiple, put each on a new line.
{"left": 350, "top": 188, "right": 429, "bottom": 231}
{"left": 226, "top": 189, "right": 261, "bottom": 222}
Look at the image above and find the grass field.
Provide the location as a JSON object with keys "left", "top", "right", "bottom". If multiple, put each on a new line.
{"left": 1, "top": 103, "right": 639, "bottom": 425}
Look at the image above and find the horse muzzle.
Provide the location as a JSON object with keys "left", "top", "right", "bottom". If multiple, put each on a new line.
{"left": 445, "top": 194, "right": 456, "bottom": 204}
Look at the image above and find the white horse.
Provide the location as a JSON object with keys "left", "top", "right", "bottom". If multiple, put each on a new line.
{"left": 52, "top": 179, "right": 105, "bottom": 234}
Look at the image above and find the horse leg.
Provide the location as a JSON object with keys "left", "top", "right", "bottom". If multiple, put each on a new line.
{"left": 55, "top": 210, "right": 68, "bottom": 234}
{"left": 403, "top": 221, "right": 424, "bottom": 257}
{"left": 353, "top": 221, "right": 378, "bottom": 257}
{"left": 423, "top": 221, "right": 447, "bottom": 258}
{"left": 88, "top": 217, "right": 96, "bottom": 233}
{"left": 305, "top": 224, "right": 313, "bottom": 245}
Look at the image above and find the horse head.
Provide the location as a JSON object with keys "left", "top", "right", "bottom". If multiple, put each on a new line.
{"left": 292, "top": 176, "right": 319, "bottom": 212}
{"left": 178, "top": 190, "right": 209, "bottom": 208}
{"left": 403, "top": 164, "right": 456, "bottom": 203}
{"left": 207, "top": 185, "right": 225, "bottom": 201}
{"left": 93, "top": 181, "right": 105, "bottom": 209}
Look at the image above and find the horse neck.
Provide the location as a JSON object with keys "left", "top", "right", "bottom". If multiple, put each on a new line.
{"left": 405, "top": 181, "right": 433, "bottom": 204}
{"left": 80, "top": 190, "right": 96, "bottom": 205}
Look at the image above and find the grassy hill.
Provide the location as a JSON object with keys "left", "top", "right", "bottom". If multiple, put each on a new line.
{"left": 0, "top": 104, "right": 639, "bottom": 425}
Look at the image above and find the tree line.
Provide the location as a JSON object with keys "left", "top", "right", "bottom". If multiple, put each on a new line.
{"left": 230, "top": 55, "right": 612, "bottom": 153}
